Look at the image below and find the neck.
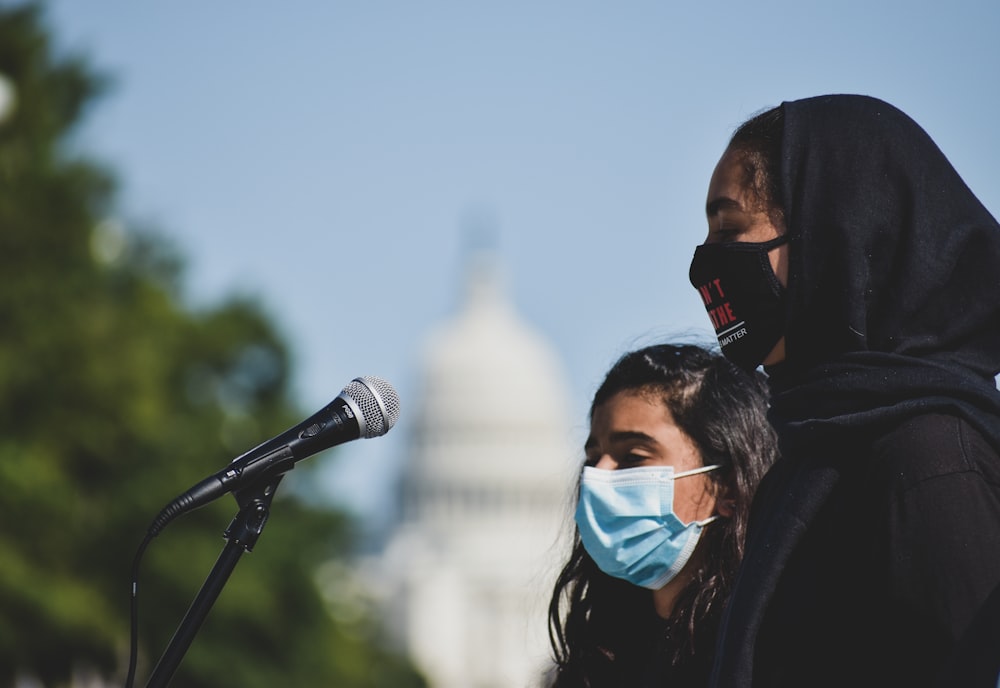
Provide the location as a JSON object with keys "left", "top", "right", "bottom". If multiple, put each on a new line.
{"left": 652, "top": 576, "right": 687, "bottom": 618}
{"left": 651, "top": 544, "right": 706, "bottom": 618}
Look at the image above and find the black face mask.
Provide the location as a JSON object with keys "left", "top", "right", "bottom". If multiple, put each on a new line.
{"left": 688, "top": 235, "right": 789, "bottom": 370}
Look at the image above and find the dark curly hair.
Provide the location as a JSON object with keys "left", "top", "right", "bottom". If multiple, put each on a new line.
{"left": 728, "top": 105, "right": 785, "bottom": 231}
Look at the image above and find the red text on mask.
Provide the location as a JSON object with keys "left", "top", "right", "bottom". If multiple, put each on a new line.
{"left": 696, "top": 279, "right": 737, "bottom": 329}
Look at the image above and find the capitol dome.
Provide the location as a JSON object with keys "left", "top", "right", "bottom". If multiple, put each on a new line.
{"left": 372, "top": 248, "right": 578, "bottom": 688}
{"left": 408, "top": 251, "right": 576, "bottom": 486}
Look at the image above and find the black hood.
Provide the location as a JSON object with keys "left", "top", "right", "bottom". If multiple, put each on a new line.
{"left": 767, "top": 94, "right": 1000, "bottom": 450}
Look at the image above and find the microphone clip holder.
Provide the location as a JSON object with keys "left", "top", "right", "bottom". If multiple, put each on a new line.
{"left": 143, "top": 474, "right": 283, "bottom": 688}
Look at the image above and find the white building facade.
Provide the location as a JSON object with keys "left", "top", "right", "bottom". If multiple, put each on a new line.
{"left": 373, "top": 254, "right": 579, "bottom": 688}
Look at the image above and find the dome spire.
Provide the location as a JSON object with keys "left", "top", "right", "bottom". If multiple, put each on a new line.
{"left": 458, "top": 206, "right": 506, "bottom": 312}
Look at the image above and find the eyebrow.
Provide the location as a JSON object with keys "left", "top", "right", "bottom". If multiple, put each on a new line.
{"left": 706, "top": 196, "right": 742, "bottom": 217}
{"left": 584, "top": 430, "right": 657, "bottom": 453}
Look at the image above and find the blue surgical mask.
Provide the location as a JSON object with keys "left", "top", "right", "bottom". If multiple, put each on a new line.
{"left": 575, "top": 464, "right": 721, "bottom": 589}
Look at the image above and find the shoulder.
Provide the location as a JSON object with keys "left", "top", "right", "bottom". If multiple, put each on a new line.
{"left": 870, "top": 412, "right": 1000, "bottom": 488}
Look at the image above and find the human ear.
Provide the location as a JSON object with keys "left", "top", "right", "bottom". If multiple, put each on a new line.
{"left": 716, "top": 490, "right": 737, "bottom": 518}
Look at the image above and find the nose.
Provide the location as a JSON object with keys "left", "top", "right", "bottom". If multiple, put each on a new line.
{"left": 594, "top": 455, "right": 618, "bottom": 470}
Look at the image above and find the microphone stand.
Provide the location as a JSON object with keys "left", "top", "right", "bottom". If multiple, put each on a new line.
{"left": 144, "top": 474, "right": 284, "bottom": 688}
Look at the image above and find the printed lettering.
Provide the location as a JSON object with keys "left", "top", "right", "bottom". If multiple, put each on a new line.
{"left": 719, "top": 327, "right": 748, "bottom": 346}
{"left": 698, "top": 284, "right": 712, "bottom": 305}
{"left": 708, "top": 302, "right": 736, "bottom": 329}
{"left": 696, "top": 278, "right": 727, "bottom": 306}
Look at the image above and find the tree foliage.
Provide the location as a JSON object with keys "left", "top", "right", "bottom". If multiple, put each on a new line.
{"left": 0, "top": 4, "right": 424, "bottom": 686}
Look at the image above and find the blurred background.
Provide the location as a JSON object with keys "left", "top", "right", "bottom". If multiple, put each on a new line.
{"left": 2, "top": 1, "right": 998, "bottom": 686}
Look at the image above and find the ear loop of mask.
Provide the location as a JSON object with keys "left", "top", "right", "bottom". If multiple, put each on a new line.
{"left": 674, "top": 463, "right": 723, "bottom": 526}
{"left": 673, "top": 463, "right": 722, "bottom": 479}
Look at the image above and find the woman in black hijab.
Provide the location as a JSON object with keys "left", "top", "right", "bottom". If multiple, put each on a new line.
{"left": 688, "top": 94, "right": 1000, "bottom": 687}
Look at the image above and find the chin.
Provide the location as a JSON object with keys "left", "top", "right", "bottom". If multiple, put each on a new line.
{"left": 762, "top": 339, "right": 786, "bottom": 366}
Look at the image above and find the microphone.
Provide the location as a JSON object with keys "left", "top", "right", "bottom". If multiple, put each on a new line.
{"left": 149, "top": 376, "right": 400, "bottom": 535}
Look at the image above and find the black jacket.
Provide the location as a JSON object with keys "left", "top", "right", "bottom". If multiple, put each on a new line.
{"left": 708, "top": 94, "right": 1000, "bottom": 688}
{"left": 734, "top": 413, "right": 1000, "bottom": 687}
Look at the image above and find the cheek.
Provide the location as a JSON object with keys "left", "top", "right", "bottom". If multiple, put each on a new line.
{"left": 674, "top": 481, "right": 718, "bottom": 524}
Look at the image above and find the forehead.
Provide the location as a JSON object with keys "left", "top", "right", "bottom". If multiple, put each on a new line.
{"left": 706, "top": 148, "right": 752, "bottom": 214}
{"left": 590, "top": 390, "right": 670, "bottom": 431}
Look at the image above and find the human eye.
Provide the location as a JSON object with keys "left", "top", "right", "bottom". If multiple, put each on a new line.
{"left": 708, "top": 216, "right": 753, "bottom": 243}
{"left": 706, "top": 215, "right": 747, "bottom": 243}
{"left": 711, "top": 227, "right": 743, "bottom": 243}
{"left": 619, "top": 450, "right": 654, "bottom": 467}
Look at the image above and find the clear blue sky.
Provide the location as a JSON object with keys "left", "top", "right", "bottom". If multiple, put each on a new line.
{"left": 42, "top": 0, "right": 1000, "bottom": 522}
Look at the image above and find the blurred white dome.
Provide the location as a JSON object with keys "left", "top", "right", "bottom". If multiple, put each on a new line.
{"left": 371, "top": 248, "right": 578, "bottom": 688}
{"left": 409, "top": 251, "right": 575, "bottom": 486}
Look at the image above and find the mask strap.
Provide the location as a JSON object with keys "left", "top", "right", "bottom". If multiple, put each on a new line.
{"left": 674, "top": 464, "right": 722, "bottom": 479}
{"left": 759, "top": 233, "right": 790, "bottom": 250}
{"left": 677, "top": 465, "right": 725, "bottom": 527}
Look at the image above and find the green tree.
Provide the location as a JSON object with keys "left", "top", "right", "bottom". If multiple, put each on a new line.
{"left": 0, "top": 4, "right": 425, "bottom": 686}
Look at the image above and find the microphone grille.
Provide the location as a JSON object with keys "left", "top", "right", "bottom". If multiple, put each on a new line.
{"left": 343, "top": 376, "right": 401, "bottom": 438}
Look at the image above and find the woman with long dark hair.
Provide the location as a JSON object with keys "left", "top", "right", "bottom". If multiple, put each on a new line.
{"left": 547, "top": 343, "right": 778, "bottom": 687}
